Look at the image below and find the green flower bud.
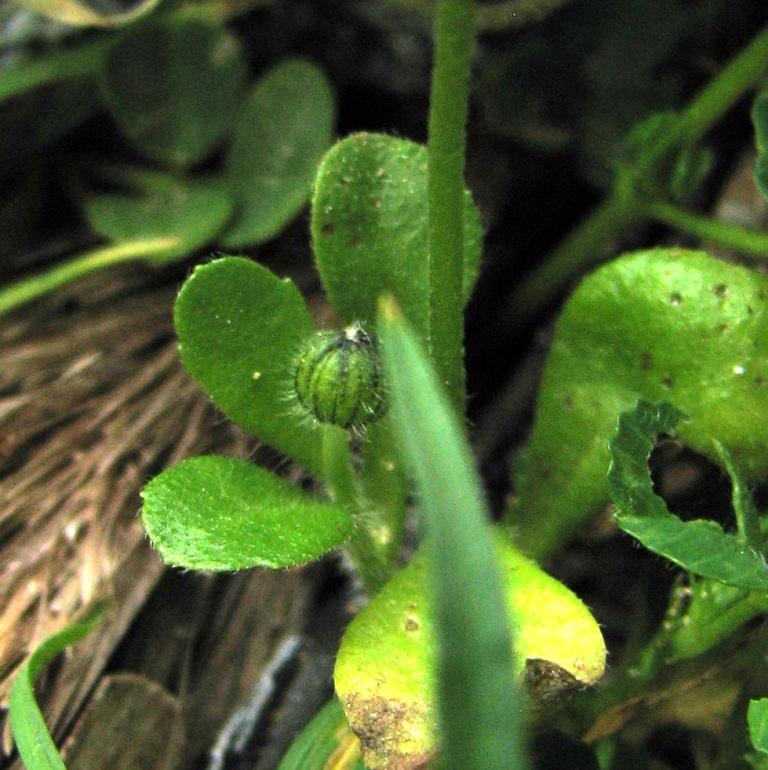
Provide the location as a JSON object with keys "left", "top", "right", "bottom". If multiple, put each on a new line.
{"left": 293, "top": 324, "right": 387, "bottom": 430}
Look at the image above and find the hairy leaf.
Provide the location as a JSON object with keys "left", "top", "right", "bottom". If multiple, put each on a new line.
{"left": 312, "top": 133, "right": 483, "bottom": 346}
{"left": 142, "top": 456, "right": 352, "bottom": 570}
{"left": 223, "top": 59, "right": 335, "bottom": 248}
{"left": 174, "top": 257, "right": 326, "bottom": 474}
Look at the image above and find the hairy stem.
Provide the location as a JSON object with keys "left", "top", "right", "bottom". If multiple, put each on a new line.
{"left": 427, "top": 0, "right": 476, "bottom": 415}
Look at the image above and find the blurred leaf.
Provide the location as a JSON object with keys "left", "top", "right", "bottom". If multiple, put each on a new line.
{"left": 102, "top": 20, "right": 246, "bottom": 168}
{"left": 750, "top": 699, "right": 768, "bottom": 754}
{"left": 277, "top": 698, "right": 364, "bottom": 770}
{"left": 142, "top": 455, "right": 352, "bottom": 570}
{"left": 174, "top": 256, "right": 326, "bottom": 474}
{"left": 84, "top": 174, "right": 234, "bottom": 264}
{"left": 311, "top": 132, "right": 483, "bottom": 346}
{"left": 609, "top": 399, "right": 768, "bottom": 590}
{"left": 752, "top": 91, "right": 768, "bottom": 202}
{"left": 10, "top": 607, "right": 104, "bottom": 770}
{"left": 511, "top": 248, "right": 768, "bottom": 558}
{"left": 223, "top": 58, "right": 335, "bottom": 248}
{"left": 9, "top": 0, "right": 160, "bottom": 26}
{"left": 372, "top": 298, "right": 527, "bottom": 770}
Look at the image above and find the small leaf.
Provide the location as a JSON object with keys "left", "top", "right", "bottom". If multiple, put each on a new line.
{"left": 102, "top": 21, "right": 246, "bottom": 168}
{"left": 373, "top": 298, "right": 528, "bottom": 770}
{"left": 512, "top": 248, "right": 768, "bottom": 558}
{"left": 141, "top": 456, "right": 352, "bottom": 570}
{"left": 311, "top": 133, "right": 483, "bottom": 344}
{"left": 10, "top": 607, "right": 104, "bottom": 770}
{"left": 277, "top": 698, "right": 364, "bottom": 770}
{"left": 750, "top": 699, "right": 768, "bottom": 754}
{"left": 223, "top": 58, "right": 335, "bottom": 248}
{"left": 10, "top": 0, "right": 160, "bottom": 26}
{"left": 174, "top": 257, "right": 326, "bottom": 474}
{"left": 85, "top": 174, "right": 234, "bottom": 265}
{"left": 608, "top": 399, "right": 768, "bottom": 590}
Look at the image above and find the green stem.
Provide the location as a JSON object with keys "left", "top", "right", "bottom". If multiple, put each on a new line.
{"left": 427, "top": 0, "right": 476, "bottom": 415}
{"left": 321, "top": 426, "right": 389, "bottom": 594}
{"left": 0, "top": 237, "right": 178, "bottom": 316}
{"left": 0, "top": 37, "right": 112, "bottom": 104}
{"left": 503, "top": 24, "right": 768, "bottom": 323}
{"left": 646, "top": 200, "right": 768, "bottom": 259}
{"left": 506, "top": 192, "right": 640, "bottom": 326}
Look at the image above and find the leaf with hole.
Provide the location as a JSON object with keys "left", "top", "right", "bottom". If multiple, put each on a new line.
{"left": 141, "top": 456, "right": 352, "bottom": 570}
{"left": 608, "top": 399, "right": 768, "bottom": 590}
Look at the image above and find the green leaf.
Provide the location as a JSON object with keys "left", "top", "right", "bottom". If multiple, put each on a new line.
{"left": 174, "top": 256, "right": 326, "bottom": 474}
{"left": 372, "top": 297, "right": 527, "bottom": 770}
{"left": 277, "top": 698, "right": 365, "bottom": 770}
{"left": 608, "top": 399, "right": 768, "bottom": 591}
{"left": 141, "top": 455, "right": 352, "bottom": 570}
{"left": 10, "top": 0, "right": 160, "bottom": 26}
{"left": 85, "top": 174, "right": 235, "bottom": 265}
{"left": 511, "top": 248, "right": 768, "bottom": 558}
{"left": 750, "top": 699, "right": 768, "bottom": 754}
{"left": 9, "top": 608, "right": 104, "bottom": 770}
{"left": 311, "top": 133, "right": 483, "bottom": 344}
{"left": 102, "top": 21, "right": 246, "bottom": 168}
{"left": 752, "top": 92, "right": 768, "bottom": 202}
{"left": 222, "top": 58, "right": 335, "bottom": 248}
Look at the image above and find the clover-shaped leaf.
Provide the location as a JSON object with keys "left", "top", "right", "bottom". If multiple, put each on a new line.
{"left": 142, "top": 456, "right": 352, "bottom": 570}
{"left": 311, "top": 132, "right": 483, "bottom": 343}
{"left": 174, "top": 256, "right": 328, "bottom": 475}
{"left": 102, "top": 20, "right": 246, "bottom": 168}
{"left": 85, "top": 174, "right": 234, "bottom": 265}
{"left": 223, "top": 58, "right": 335, "bottom": 248}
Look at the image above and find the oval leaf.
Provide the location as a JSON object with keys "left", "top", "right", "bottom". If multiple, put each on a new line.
{"left": 335, "top": 533, "right": 606, "bottom": 770}
{"left": 174, "top": 256, "right": 325, "bottom": 474}
{"left": 609, "top": 399, "right": 768, "bottom": 591}
{"left": 311, "top": 132, "right": 483, "bottom": 342}
{"left": 85, "top": 175, "right": 234, "bottom": 264}
{"left": 102, "top": 21, "right": 246, "bottom": 168}
{"left": 223, "top": 58, "right": 335, "bottom": 248}
{"left": 141, "top": 456, "right": 352, "bottom": 570}
{"left": 512, "top": 248, "right": 768, "bottom": 558}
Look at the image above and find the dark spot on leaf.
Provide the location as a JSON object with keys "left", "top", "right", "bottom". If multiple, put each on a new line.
{"left": 661, "top": 375, "right": 674, "bottom": 389}
{"left": 321, "top": 221, "right": 335, "bottom": 235}
{"left": 748, "top": 305, "right": 754, "bottom": 315}
{"left": 713, "top": 283, "right": 728, "bottom": 299}
{"left": 352, "top": 233, "right": 364, "bottom": 247}
{"left": 564, "top": 395, "right": 575, "bottom": 409}
{"left": 756, "top": 376, "right": 766, "bottom": 387}
{"left": 669, "top": 292, "right": 683, "bottom": 306}
{"left": 718, "top": 322, "right": 729, "bottom": 333}
{"left": 524, "top": 658, "right": 581, "bottom": 706}
{"left": 404, "top": 615, "right": 419, "bottom": 632}
{"left": 641, "top": 352, "right": 653, "bottom": 370}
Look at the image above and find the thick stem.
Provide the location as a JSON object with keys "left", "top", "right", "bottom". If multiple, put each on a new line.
{"left": 0, "top": 237, "right": 178, "bottom": 316}
{"left": 427, "top": 0, "right": 476, "bottom": 415}
{"left": 646, "top": 200, "right": 768, "bottom": 259}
